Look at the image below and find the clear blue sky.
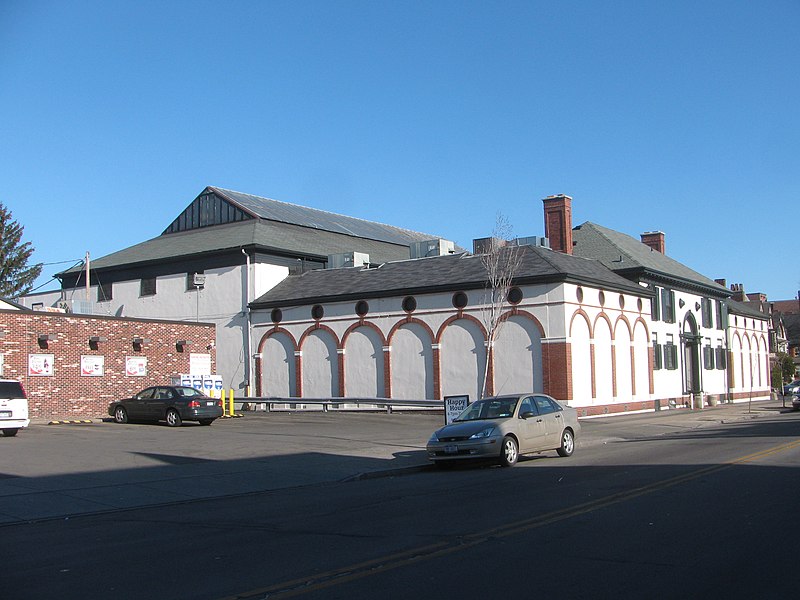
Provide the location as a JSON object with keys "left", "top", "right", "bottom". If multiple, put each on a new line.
{"left": 2, "top": 0, "right": 798, "bottom": 300}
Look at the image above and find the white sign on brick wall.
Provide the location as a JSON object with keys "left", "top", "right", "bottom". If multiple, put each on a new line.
{"left": 81, "top": 355, "right": 105, "bottom": 376}
{"left": 125, "top": 356, "right": 148, "bottom": 376}
{"left": 28, "top": 353, "right": 54, "bottom": 376}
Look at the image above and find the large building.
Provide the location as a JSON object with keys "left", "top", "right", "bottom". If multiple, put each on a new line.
{"left": 19, "top": 188, "right": 772, "bottom": 415}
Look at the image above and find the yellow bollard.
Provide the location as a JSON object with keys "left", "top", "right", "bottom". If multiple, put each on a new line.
{"left": 229, "top": 389, "right": 235, "bottom": 417}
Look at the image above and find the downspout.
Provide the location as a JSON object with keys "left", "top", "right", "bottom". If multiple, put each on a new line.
{"left": 242, "top": 249, "right": 252, "bottom": 396}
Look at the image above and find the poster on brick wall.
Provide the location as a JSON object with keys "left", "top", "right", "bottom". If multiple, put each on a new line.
{"left": 29, "top": 353, "right": 54, "bottom": 376}
{"left": 125, "top": 356, "right": 148, "bottom": 376}
{"left": 81, "top": 355, "right": 105, "bottom": 376}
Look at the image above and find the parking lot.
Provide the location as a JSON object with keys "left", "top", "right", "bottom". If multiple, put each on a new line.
{"left": 0, "top": 399, "right": 783, "bottom": 525}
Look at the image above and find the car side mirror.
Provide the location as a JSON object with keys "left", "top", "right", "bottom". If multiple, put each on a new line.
{"left": 520, "top": 411, "right": 535, "bottom": 419}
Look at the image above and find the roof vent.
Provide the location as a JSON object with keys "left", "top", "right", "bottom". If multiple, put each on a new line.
{"left": 512, "top": 236, "right": 550, "bottom": 249}
{"left": 326, "top": 251, "right": 370, "bottom": 269}
{"left": 410, "top": 239, "right": 455, "bottom": 259}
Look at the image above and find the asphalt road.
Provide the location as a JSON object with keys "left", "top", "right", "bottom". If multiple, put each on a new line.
{"left": 2, "top": 400, "right": 799, "bottom": 599}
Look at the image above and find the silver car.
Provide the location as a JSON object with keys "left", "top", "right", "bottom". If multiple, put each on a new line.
{"left": 427, "top": 394, "right": 580, "bottom": 467}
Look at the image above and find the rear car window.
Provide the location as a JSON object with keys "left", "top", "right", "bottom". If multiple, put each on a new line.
{"left": 0, "top": 381, "right": 25, "bottom": 399}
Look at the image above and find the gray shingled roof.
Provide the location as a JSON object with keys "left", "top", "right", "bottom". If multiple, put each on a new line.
{"left": 572, "top": 222, "right": 728, "bottom": 295}
{"left": 60, "top": 219, "right": 418, "bottom": 274}
{"left": 211, "top": 187, "right": 445, "bottom": 246}
{"left": 251, "top": 245, "right": 648, "bottom": 309}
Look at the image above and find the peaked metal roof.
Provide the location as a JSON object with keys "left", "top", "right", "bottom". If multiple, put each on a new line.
{"left": 208, "top": 186, "right": 444, "bottom": 246}
{"left": 250, "top": 244, "right": 648, "bottom": 309}
{"left": 571, "top": 222, "right": 728, "bottom": 295}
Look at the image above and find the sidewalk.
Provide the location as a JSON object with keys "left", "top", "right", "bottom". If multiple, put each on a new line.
{"left": 0, "top": 398, "right": 786, "bottom": 526}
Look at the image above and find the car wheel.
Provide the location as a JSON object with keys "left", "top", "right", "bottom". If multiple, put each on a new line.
{"left": 166, "top": 408, "right": 182, "bottom": 427}
{"left": 114, "top": 406, "right": 128, "bottom": 424}
{"left": 2, "top": 428, "right": 19, "bottom": 437}
{"left": 198, "top": 419, "right": 214, "bottom": 426}
{"left": 499, "top": 436, "right": 518, "bottom": 467}
{"left": 557, "top": 429, "right": 575, "bottom": 457}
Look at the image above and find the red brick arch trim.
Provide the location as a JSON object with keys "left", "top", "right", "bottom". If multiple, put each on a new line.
{"left": 435, "top": 313, "right": 487, "bottom": 344}
{"left": 298, "top": 323, "right": 342, "bottom": 350}
{"left": 632, "top": 317, "right": 651, "bottom": 343}
{"left": 569, "top": 309, "right": 593, "bottom": 338}
{"left": 498, "top": 309, "right": 546, "bottom": 338}
{"left": 593, "top": 312, "right": 614, "bottom": 340}
{"left": 257, "top": 327, "right": 298, "bottom": 354}
{"left": 341, "top": 320, "right": 388, "bottom": 347}
{"left": 387, "top": 317, "right": 436, "bottom": 345}
{"left": 613, "top": 315, "right": 633, "bottom": 342}
{"left": 255, "top": 327, "right": 299, "bottom": 398}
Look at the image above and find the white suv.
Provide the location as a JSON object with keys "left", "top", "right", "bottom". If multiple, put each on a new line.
{"left": 0, "top": 379, "right": 29, "bottom": 437}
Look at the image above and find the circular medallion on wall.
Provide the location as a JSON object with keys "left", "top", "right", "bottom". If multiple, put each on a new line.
{"left": 311, "top": 304, "right": 324, "bottom": 320}
{"left": 270, "top": 308, "right": 282, "bottom": 324}
{"left": 355, "top": 300, "right": 369, "bottom": 317}
{"left": 452, "top": 291, "right": 468, "bottom": 309}
{"left": 507, "top": 286, "right": 523, "bottom": 305}
{"left": 598, "top": 291, "right": 606, "bottom": 306}
{"left": 576, "top": 286, "right": 584, "bottom": 303}
{"left": 402, "top": 296, "right": 417, "bottom": 313}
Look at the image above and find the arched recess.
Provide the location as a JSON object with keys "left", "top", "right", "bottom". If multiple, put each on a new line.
{"left": 493, "top": 313, "right": 543, "bottom": 396}
{"left": 742, "top": 334, "right": 753, "bottom": 391}
{"left": 758, "top": 334, "right": 768, "bottom": 387}
{"left": 439, "top": 318, "right": 487, "bottom": 401}
{"left": 632, "top": 319, "right": 650, "bottom": 399}
{"left": 570, "top": 312, "right": 592, "bottom": 406}
{"left": 343, "top": 324, "right": 385, "bottom": 397}
{"left": 301, "top": 328, "right": 340, "bottom": 398}
{"left": 730, "top": 332, "right": 742, "bottom": 390}
{"left": 614, "top": 317, "right": 633, "bottom": 402}
{"left": 593, "top": 314, "right": 613, "bottom": 404}
{"left": 260, "top": 330, "right": 297, "bottom": 397}
{"left": 390, "top": 322, "right": 434, "bottom": 399}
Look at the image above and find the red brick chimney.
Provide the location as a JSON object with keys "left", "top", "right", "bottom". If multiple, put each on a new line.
{"left": 640, "top": 231, "right": 665, "bottom": 254}
{"left": 542, "top": 194, "right": 573, "bottom": 255}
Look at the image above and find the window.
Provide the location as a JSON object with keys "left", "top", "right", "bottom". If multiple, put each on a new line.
{"left": 715, "top": 344, "right": 727, "bottom": 370}
{"left": 651, "top": 286, "right": 661, "bottom": 320}
{"left": 661, "top": 288, "right": 675, "bottom": 323}
{"left": 534, "top": 396, "right": 558, "bottom": 415}
{"left": 703, "top": 339, "right": 714, "bottom": 370}
{"left": 452, "top": 291, "right": 468, "bottom": 309}
{"left": 653, "top": 333, "right": 663, "bottom": 370}
{"left": 98, "top": 282, "right": 113, "bottom": 302}
{"left": 701, "top": 298, "right": 713, "bottom": 328}
{"left": 140, "top": 277, "right": 156, "bottom": 297}
{"left": 507, "top": 287, "right": 523, "bottom": 305}
{"left": 355, "top": 300, "right": 369, "bottom": 317}
{"left": 715, "top": 300, "right": 726, "bottom": 330}
{"left": 311, "top": 305, "right": 324, "bottom": 320}
{"left": 402, "top": 296, "right": 417, "bottom": 313}
{"left": 664, "top": 335, "right": 678, "bottom": 370}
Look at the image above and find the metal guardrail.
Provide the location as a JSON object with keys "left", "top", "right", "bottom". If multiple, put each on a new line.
{"left": 233, "top": 397, "right": 442, "bottom": 413}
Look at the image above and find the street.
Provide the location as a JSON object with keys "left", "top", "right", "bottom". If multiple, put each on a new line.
{"left": 2, "top": 403, "right": 799, "bottom": 599}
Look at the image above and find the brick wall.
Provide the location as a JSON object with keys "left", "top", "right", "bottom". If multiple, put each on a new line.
{"left": 0, "top": 309, "right": 215, "bottom": 420}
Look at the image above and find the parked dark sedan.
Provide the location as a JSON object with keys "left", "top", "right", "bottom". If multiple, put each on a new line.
{"left": 109, "top": 386, "right": 223, "bottom": 427}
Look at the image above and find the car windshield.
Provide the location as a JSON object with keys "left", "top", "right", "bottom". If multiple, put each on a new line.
{"left": 455, "top": 398, "right": 518, "bottom": 421}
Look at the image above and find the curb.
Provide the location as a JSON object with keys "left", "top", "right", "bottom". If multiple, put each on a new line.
{"left": 47, "top": 419, "right": 96, "bottom": 426}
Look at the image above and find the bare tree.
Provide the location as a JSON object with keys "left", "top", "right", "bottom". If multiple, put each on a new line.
{"left": 479, "top": 213, "right": 524, "bottom": 398}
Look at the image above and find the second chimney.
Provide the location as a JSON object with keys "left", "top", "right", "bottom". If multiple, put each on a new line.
{"left": 543, "top": 194, "right": 573, "bottom": 255}
{"left": 641, "top": 231, "right": 666, "bottom": 254}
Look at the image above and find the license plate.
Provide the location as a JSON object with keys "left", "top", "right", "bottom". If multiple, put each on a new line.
{"left": 445, "top": 445, "right": 458, "bottom": 454}
{"left": 206, "top": 401, "right": 215, "bottom": 406}
{"left": 0, "top": 411, "right": 11, "bottom": 418}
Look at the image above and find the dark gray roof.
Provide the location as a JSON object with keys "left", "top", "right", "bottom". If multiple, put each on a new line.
{"left": 251, "top": 245, "right": 648, "bottom": 309}
{"left": 572, "top": 222, "right": 729, "bottom": 295}
{"left": 727, "top": 298, "right": 770, "bottom": 320}
{"left": 60, "top": 219, "right": 419, "bottom": 274}
{"left": 211, "top": 187, "right": 444, "bottom": 246}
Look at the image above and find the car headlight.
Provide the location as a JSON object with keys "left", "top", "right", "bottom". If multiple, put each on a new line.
{"left": 469, "top": 427, "right": 496, "bottom": 439}
{"left": 428, "top": 433, "right": 440, "bottom": 443}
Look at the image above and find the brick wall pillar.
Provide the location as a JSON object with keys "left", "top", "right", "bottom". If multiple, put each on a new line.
{"left": 542, "top": 341, "right": 572, "bottom": 401}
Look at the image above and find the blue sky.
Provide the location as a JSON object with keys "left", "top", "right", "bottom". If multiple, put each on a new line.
{"left": 2, "top": 0, "right": 798, "bottom": 300}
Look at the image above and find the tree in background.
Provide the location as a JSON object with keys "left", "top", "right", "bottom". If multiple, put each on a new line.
{"left": 479, "top": 213, "right": 524, "bottom": 398}
{"left": 0, "top": 202, "right": 42, "bottom": 297}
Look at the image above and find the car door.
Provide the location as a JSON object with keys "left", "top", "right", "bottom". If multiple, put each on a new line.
{"left": 517, "top": 396, "right": 548, "bottom": 453}
{"left": 534, "top": 395, "right": 563, "bottom": 449}
{"left": 126, "top": 388, "right": 154, "bottom": 419}
{"left": 144, "top": 387, "right": 172, "bottom": 420}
